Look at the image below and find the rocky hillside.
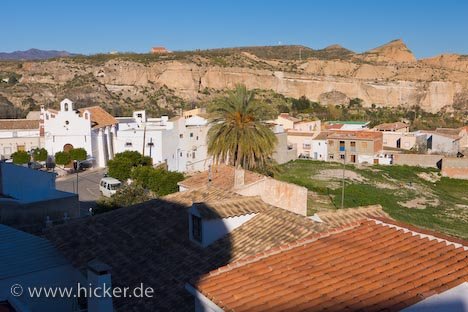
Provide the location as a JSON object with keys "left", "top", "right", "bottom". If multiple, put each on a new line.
{"left": 0, "top": 39, "right": 467, "bottom": 118}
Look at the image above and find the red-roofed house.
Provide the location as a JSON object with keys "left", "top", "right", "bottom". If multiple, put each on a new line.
{"left": 189, "top": 218, "right": 468, "bottom": 312}
{"left": 327, "top": 131, "right": 384, "bottom": 164}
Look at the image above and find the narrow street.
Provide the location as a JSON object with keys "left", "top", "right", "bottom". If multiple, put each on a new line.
{"left": 56, "top": 168, "right": 107, "bottom": 216}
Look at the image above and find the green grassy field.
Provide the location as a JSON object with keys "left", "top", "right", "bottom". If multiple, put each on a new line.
{"left": 275, "top": 160, "right": 468, "bottom": 239}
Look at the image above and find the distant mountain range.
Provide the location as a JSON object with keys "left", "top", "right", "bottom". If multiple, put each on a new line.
{"left": 0, "top": 48, "right": 78, "bottom": 60}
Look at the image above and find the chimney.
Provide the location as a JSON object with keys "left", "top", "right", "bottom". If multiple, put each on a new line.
{"left": 234, "top": 167, "right": 245, "bottom": 189}
{"left": 87, "top": 260, "right": 113, "bottom": 312}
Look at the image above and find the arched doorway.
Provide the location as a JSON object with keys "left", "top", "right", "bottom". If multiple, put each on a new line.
{"left": 63, "top": 144, "right": 74, "bottom": 153}
{"left": 63, "top": 144, "right": 74, "bottom": 167}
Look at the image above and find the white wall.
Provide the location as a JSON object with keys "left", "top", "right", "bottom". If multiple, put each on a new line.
{"left": 311, "top": 139, "right": 328, "bottom": 160}
{"left": 202, "top": 214, "right": 256, "bottom": 247}
{"left": 188, "top": 205, "right": 256, "bottom": 247}
{"left": 44, "top": 100, "right": 93, "bottom": 159}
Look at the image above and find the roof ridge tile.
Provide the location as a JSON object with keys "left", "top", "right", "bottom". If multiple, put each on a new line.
{"left": 370, "top": 218, "right": 468, "bottom": 250}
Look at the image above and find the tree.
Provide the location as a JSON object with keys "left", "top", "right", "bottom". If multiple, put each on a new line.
{"left": 95, "top": 184, "right": 153, "bottom": 214}
{"left": 68, "top": 148, "right": 87, "bottom": 161}
{"left": 11, "top": 150, "right": 30, "bottom": 164}
{"left": 55, "top": 151, "right": 71, "bottom": 166}
{"left": 107, "top": 151, "right": 152, "bottom": 181}
{"left": 32, "top": 148, "right": 48, "bottom": 162}
{"left": 131, "top": 166, "right": 184, "bottom": 196}
{"left": 291, "top": 96, "right": 311, "bottom": 113}
{"left": 207, "top": 84, "right": 277, "bottom": 170}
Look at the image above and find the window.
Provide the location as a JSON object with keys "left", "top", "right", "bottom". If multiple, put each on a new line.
{"left": 190, "top": 132, "right": 193, "bottom": 138}
{"left": 303, "top": 143, "right": 311, "bottom": 149}
{"left": 340, "top": 154, "right": 345, "bottom": 160}
{"left": 64, "top": 103, "right": 69, "bottom": 111}
{"left": 125, "top": 142, "right": 132, "bottom": 147}
{"left": 329, "top": 154, "right": 334, "bottom": 160}
{"left": 137, "top": 113, "right": 142, "bottom": 118}
{"left": 196, "top": 136, "right": 199, "bottom": 140}
{"left": 192, "top": 215, "right": 202, "bottom": 242}
{"left": 180, "top": 152, "right": 183, "bottom": 157}
{"left": 192, "top": 152, "right": 196, "bottom": 159}
{"left": 65, "top": 120, "right": 69, "bottom": 125}
{"left": 179, "top": 134, "right": 183, "bottom": 139}
{"left": 339, "top": 140, "right": 346, "bottom": 152}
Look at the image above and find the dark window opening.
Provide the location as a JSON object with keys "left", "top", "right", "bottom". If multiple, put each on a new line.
{"left": 192, "top": 215, "right": 202, "bottom": 242}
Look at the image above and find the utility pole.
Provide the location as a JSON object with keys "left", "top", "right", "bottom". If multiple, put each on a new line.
{"left": 142, "top": 124, "right": 147, "bottom": 156}
{"left": 341, "top": 148, "right": 346, "bottom": 209}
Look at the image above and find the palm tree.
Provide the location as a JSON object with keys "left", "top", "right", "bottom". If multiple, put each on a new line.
{"left": 207, "top": 84, "right": 277, "bottom": 170}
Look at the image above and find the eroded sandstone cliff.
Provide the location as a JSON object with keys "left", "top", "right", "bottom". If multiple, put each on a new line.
{"left": 1, "top": 39, "right": 467, "bottom": 116}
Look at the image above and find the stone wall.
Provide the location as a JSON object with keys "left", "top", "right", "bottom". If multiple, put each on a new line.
{"left": 393, "top": 154, "right": 444, "bottom": 168}
{"left": 441, "top": 158, "right": 468, "bottom": 180}
{"left": 237, "top": 178, "right": 307, "bottom": 216}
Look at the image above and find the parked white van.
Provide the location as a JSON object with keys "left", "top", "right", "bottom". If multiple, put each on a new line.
{"left": 99, "top": 177, "right": 121, "bottom": 197}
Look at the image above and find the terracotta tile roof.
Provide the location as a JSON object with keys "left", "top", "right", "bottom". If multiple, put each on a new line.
{"left": 0, "top": 119, "right": 39, "bottom": 130}
{"left": 374, "top": 122, "right": 409, "bottom": 131}
{"left": 44, "top": 187, "right": 331, "bottom": 311}
{"left": 278, "top": 113, "right": 300, "bottom": 123}
{"left": 325, "top": 123, "right": 344, "bottom": 130}
{"left": 420, "top": 130, "right": 461, "bottom": 140}
{"left": 78, "top": 106, "right": 117, "bottom": 129}
{"left": 313, "top": 131, "right": 331, "bottom": 140}
{"left": 328, "top": 130, "right": 383, "bottom": 141}
{"left": 314, "top": 204, "right": 389, "bottom": 227}
{"left": 164, "top": 186, "right": 240, "bottom": 205}
{"left": 285, "top": 130, "right": 315, "bottom": 137}
{"left": 194, "top": 197, "right": 269, "bottom": 219}
{"left": 195, "top": 219, "right": 468, "bottom": 312}
{"left": 178, "top": 165, "right": 265, "bottom": 190}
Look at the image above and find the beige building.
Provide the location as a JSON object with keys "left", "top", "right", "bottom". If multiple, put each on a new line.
{"left": 274, "top": 113, "right": 320, "bottom": 132}
{"left": 382, "top": 132, "right": 427, "bottom": 150}
{"left": 327, "top": 131, "right": 383, "bottom": 164}
{"left": 0, "top": 119, "right": 44, "bottom": 159}
{"left": 374, "top": 122, "right": 409, "bottom": 132}
{"left": 274, "top": 113, "right": 321, "bottom": 158}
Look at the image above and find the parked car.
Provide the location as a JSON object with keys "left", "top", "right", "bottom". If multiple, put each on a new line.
{"left": 99, "top": 177, "right": 121, "bottom": 197}
{"left": 28, "top": 161, "right": 43, "bottom": 170}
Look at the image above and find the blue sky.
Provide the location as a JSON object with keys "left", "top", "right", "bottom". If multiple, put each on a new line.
{"left": 1, "top": 0, "right": 467, "bottom": 58}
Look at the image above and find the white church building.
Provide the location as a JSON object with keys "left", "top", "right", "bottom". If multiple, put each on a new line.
{"left": 43, "top": 99, "right": 117, "bottom": 167}
{"left": 42, "top": 98, "right": 211, "bottom": 171}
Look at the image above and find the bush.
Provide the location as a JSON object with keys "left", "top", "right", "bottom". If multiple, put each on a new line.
{"left": 32, "top": 148, "right": 48, "bottom": 162}
{"left": 11, "top": 150, "right": 30, "bottom": 164}
{"left": 107, "top": 151, "right": 153, "bottom": 181}
{"left": 68, "top": 148, "right": 87, "bottom": 161}
{"left": 55, "top": 151, "right": 71, "bottom": 166}
{"left": 95, "top": 184, "right": 153, "bottom": 214}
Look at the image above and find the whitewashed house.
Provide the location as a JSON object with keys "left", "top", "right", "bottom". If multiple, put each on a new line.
{"left": 114, "top": 110, "right": 180, "bottom": 171}
{"left": 43, "top": 99, "right": 117, "bottom": 167}
{"left": 0, "top": 119, "right": 43, "bottom": 160}
{"left": 174, "top": 115, "right": 211, "bottom": 172}
{"left": 310, "top": 131, "right": 329, "bottom": 161}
